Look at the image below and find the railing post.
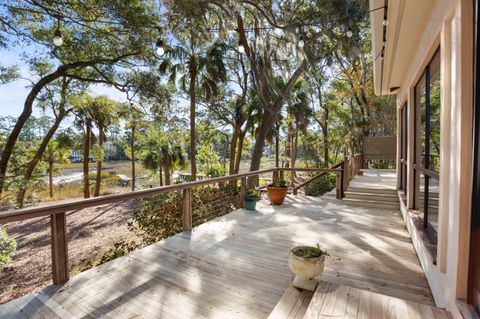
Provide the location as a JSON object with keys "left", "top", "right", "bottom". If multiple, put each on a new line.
{"left": 183, "top": 188, "right": 192, "bottom": 231}
{"left": 336, "top": 171, "right": 341, "bottom": 199}
{"left": 239, "top": 177, "right": 246, "bottom": 208}
{"left": 51, "top": 212, "right": 69, "bottom": 285}
{"left": 340, "top": 165, "right": 345, "bottom": 198}
{"left": 304, "top": 183, "right": 309, "bottom": 196}
{"left": 280, "top": 169, "right": 285, "bottom": 181}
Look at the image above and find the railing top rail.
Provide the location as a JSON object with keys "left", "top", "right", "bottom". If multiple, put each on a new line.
{"left": 0, "top": 167, "right": 343, "bottom": 224}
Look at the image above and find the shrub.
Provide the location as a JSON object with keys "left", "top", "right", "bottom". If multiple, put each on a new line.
{"left": 0, "top": 227, "right": 16, "bottom": 268}
{"left": 306, "top": 174, "right": 336, "bottom": 196}
{"left": 131, "top": 185, "right": 239, "bottom": 244}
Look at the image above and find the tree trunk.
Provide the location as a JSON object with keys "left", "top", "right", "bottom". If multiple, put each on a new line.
{"left": 229, "top": 126, "right": 240, "bottom": 175}
{"left": 189, "top": 57, "right": 197, "bottom": 181}
{"left": 16, "top": 113, "right": 65, "bottom": 207}
{"left": 235, "top": 130, "right": 246, "bottom": 174}
{"left": 83, "top": 120, "right": 92, "bottom": 198}
{"left": 248, "top": 110, "right": 275, "bottom": 187}
{"left": 323, "top": 105, "right": 329, "bottom": 167}
{"left": 159, "top": 160, "right": 163, "bottom": 186}
{"left": 94, "top": 126, "right": 104, "bottom": 197}
{"left": 49, "top": 161, "right": 54, "bottom": 198}
{"left": 131, "top": 125, "right": 136, "bottom": 191}
{"left": 164, "top": 165, "right": 171, "bottom": 185}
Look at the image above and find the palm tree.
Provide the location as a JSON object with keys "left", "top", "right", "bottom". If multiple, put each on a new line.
{"left": 159, "top": 39, "right": 226, "bottom": 181}
{"left": 142, "top": 134, "right": 186, "bottom": 186}
{"left": 90, "top": 96, "right": 118, "bottom": 197}
{"left": 43, "top": 140, "right": 70, "bottom": 198}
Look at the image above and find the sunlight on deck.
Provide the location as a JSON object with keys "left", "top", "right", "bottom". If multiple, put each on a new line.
{"left": 0, "top": 170, "right": 433, "bottom": 318}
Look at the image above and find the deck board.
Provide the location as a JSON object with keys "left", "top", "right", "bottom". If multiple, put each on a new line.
{"left": 303, "top": 281, "right": 448, "bottom": 319}
{"left": 0, "top": 170, "right": 435, "bottom": 318}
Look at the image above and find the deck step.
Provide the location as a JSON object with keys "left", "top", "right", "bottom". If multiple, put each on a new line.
{"left": 268, "top": 284, "right": 314, "bottom": 319}
{"left": 302, "top": 281, "right": 450, "bottom": 319}
{"left": 347, "top": 186, "right": 398, "bottom": 195}
{"left": 342, "top": 198, "right": 400, "bottom": 210}
{"left": 344, "top": 191, "right": 399, "bottom": 203}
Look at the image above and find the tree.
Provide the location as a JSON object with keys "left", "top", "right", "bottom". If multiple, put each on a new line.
{"left": 16, "top": 77, "right": 74, "bottom": 207}
{"left": 0, "top": 0, "right": 158, "bottom": 194}
{"left": 73, "top": 94, "right": 95, "bottom": 198}
{"left": 43, "top": 140, "right": 70, "bottom": 198}
{"left": 141, "top": 131, "right": 186, "bottom": 186}
{"left": 159, "top": 34, "right": 227, "bottom": 181}
{"left": 91, "top": 96, "right": 118, "bottom": 197}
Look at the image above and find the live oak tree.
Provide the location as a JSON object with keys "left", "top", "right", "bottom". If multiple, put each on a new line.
{"left": 0, "top": 0, "right": 158, "bottom": 194}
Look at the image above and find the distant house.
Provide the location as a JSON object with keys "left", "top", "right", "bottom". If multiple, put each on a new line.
{"left": 70, "top": 150, "right": 94, "bottom": 163}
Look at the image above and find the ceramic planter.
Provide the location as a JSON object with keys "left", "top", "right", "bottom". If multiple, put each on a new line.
{"left": 358, "top": 171, "right": 364, "bottom": 176}
{"left": 267, "top": 186, "right": 288, "bottom": 205}
{"left": 288, "top": 246, "right": 326, "bottom": 291}
{"left": 244, "top": 195, "right": 257, "bottom": 211}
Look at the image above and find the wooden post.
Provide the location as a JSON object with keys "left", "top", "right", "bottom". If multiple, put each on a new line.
{"left": 293, "top": 188, "right": 298, "bottom": 195}
{"left": 239, "top": 177, "right": 246, "bottom": 208}
{"left": 304, "top": 183, "right": 309, "bottom": 196}
{"left": 182, "top": 188, "right": 192, "bottom": 231}
{"left": 344, "top": 157, "right": 350, "bottom": 187}
{"left": 336, "top": 172, "right": 341, "bottom": 199}
{"left": 51, "top": 212, "right": 69, "bottom": 285}
{"left": 340, "top": 165, "right": 345, "bottom": 198}
{"left": 280, "top": 170, "right": 285, "bottom": 181}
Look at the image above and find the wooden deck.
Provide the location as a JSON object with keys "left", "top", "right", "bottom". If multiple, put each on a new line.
{"left": 0, "top": 175, "right": 434, "bottom": 318}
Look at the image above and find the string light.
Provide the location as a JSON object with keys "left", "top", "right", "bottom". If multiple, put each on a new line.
{"left": 298, "top": 35, "right": 305, "bottom": 48}
{"left": 53, "top": 20, "right": 63, "bottom": 47}
{"left": 346, "top": 27, "right": 353, "bottom": 38}
{"left": 238, "top": 40, "right": 245, "bottom": 53}
{"left": 155, "top": 39, "right": 165, "bottom": 56}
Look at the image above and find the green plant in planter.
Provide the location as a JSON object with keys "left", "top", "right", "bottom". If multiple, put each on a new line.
{"left": 270, "top": 179, "right": 287, "bottom": 188}
{"left": 292, "top": 244, "right": 329, "bottom": 258}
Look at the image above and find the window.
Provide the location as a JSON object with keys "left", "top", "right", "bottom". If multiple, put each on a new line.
{"left": 414, "top": 49, "right": 440, "bottom": 244}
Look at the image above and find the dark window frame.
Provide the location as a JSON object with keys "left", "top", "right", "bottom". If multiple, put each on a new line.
{"left": 413, "top": 48, "right": 441, "bottom": 245}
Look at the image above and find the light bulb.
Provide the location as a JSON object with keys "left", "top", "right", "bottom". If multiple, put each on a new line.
{"left": 238, "top": 44, "right": 245, "bottom": 53}
{"left": 156, "top": 46, "right": 165, "bottom": 56}
{"left": 346, "top": 28, "right": 353, "bottom": 38}
{"left": 298, "top": 36, "right": 305, "bottom": 48}
{"left": 155, "top": 39, "right": 165, "bottom": 56}
{"left": 53, "top": 29, "right": 63, "bottom": 47}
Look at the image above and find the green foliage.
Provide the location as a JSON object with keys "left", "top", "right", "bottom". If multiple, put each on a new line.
{"left": 245, "top": 188, "right": 260, "bottom": 199}
{"left": 0, "top": 227, "right": 16, "bottom": 268}
{"left": 131, "top": 186, "right": 239, "bottom": 244}
{"left": 306, "top": 174, "right": 336, "bottom": 196}
{"left": 270, "top": 179, "right": 288, "bottom": 188}
{"left": 292, "top": 244, "right": 329, "bottom": 259}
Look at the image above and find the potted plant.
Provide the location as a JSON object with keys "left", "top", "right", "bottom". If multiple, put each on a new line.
{"left": 288, "top": 244, "right": 329, "bottom": 291}
{"left": 244, "top": 188, "right": 259, "bottom": 211}
{"left": 267, "top": 179, "right": 288, "bottom": 205}
{"left": 358, "top": 170, "right": 364, "bottom": 176}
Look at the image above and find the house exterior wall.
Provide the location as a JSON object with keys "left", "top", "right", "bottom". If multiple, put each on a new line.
{"left": 372, "top": 0, "right": 475, "bottom": 317}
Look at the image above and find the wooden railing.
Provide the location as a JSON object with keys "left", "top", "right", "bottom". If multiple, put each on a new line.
{"left": 0, "top": 167, "right": 348, "bottom": 286}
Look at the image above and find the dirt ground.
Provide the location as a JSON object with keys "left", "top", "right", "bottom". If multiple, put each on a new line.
{"left": 0, "top": 200, "right": 136, "bottom": 304}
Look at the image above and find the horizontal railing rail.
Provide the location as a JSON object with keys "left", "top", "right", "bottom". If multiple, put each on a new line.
{"left": 0, "top": 166, "right": 346, "bottom": 286}
{"left": 413, "top": 164, "right": 440, "bottom": 180}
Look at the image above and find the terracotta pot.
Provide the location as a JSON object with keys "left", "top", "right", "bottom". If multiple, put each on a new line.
{"left": 358, "top": 171, "right": 364, "bottom": 176}
{"left": 267, "top": 186, "right": 288, "bottom": 205}
{"left": 288, "top": 246, "right": 326, "bottom": 291}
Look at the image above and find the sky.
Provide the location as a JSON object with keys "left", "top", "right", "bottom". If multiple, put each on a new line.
{"left": 0, "top": 47, "right": 128, "bottom": 120}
